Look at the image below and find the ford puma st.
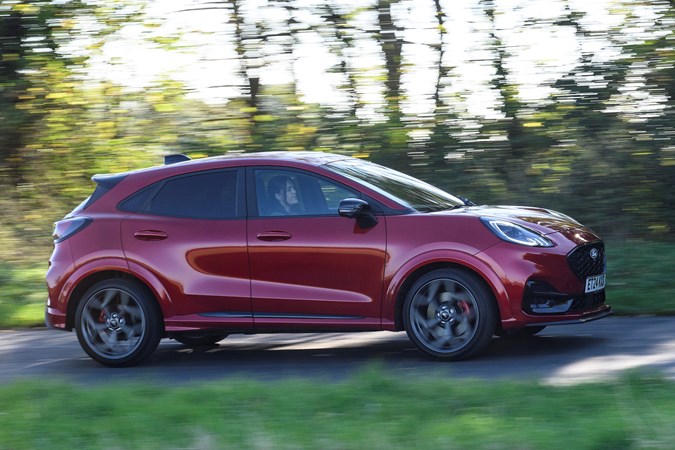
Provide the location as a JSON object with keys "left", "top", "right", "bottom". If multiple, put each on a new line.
{"left": 46, "top": 152, "right": 610, "bottom": 366}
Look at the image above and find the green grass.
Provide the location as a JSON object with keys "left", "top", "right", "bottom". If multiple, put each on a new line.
{"left": 606, "top": 240, "right": 675, "bottom": 315}
{"left": 1, "top": 370, "right": 674, "bottom": 449}
{"left": 0, "top": 263, "right": 46, "bottom": 328}
{"left": 1, "top": 240, "right": 673, "bottom": 328}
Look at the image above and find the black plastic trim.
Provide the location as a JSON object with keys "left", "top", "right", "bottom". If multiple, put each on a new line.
{"left": 254, "top": 313, "right": 366, "bottom": 320}
{"left": 164, "top": 154, "right": 191, "bottom": 165}
{"left": 526, "top": 306, "right": 613, "bottom": 326}
{"left": 199, "top": 312, "right": 252, "bottom": 319}
{"left": 79, "top": 174, "right": 128, "bottom": 210}
{"left": 198, "top": 312, "right": 365, "bottom": 320}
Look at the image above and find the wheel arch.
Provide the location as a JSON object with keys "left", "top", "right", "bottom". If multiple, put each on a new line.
{"left": 66, "top": 269, "right": 166, "bottom": 333}
{"left": 387, "top": 253, "right": 512, "bottom": 331}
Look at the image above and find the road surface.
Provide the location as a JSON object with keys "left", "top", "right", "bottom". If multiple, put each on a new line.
{"left": 1, "top": 317, "right": 674, "bottom": 386}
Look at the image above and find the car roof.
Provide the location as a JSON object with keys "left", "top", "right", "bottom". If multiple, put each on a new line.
{"left": 96, "top": 151, "right": 353, "bottom": 181}
{"left": 128, "top": 151, "right": 352, "bottom": 174}
{"left": 205, "top": 151, "right": 349, "bottom": 165}
{"left": 164, "top": 151, "right": 350, "bottom": 168}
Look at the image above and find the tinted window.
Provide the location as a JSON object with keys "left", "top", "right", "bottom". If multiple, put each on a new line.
{"left": 121, "top": 170, "right": 240, "bottom": 219}
{"left": 254, "top": 169, "right": 355, "bottom": 217}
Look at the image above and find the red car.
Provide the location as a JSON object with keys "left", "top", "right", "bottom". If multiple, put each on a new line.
{"left": 46, "top": 152, "right": 610, "bottom": 366}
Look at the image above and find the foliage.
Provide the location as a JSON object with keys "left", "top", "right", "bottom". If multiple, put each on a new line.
{"left": 1, "top": 0, "right": 674, "bottom": 268}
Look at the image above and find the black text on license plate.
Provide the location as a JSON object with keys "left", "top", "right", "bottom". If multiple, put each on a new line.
{"left": 585, "top": 273, "right": 606, "bottom": 293}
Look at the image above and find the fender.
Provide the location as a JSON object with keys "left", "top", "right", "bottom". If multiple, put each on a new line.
{"left": 55, "top": 257, "right": 129, "bottom": 311}
{"left": 57, "top": 257, "right": 174, "bottom": 319}
{"left": 382, "top": 248, "right": 514, "bottom": 326}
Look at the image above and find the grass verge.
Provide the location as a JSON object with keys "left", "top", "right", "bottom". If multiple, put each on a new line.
{"left": 0, "top": 240, "right": 673, "bottom": 328}
{"left": 0, "top": 263, "right": 46, "bottom": 328}
{"left": 1, "top": 370, "right": 674, "bottom": 449}
{"left": 606, "top": 240, "right": 675, "bottom": 314}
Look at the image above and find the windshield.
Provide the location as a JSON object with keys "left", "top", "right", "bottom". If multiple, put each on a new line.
{"left": 325, "top": 159, "right": 464, "bottom": 212}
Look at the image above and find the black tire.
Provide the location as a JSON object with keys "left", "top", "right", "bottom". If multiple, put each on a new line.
{"left": 172, "top": 333, "right": 227, "bottom": 347}
{"left": 75, "top": 279, "right": 163, "bottom": 367}
{"left": 403, "top": 268, "right": 497, "bottom": 360}
{"left": 496, "top": 326, "right": 546, "bottom": 338}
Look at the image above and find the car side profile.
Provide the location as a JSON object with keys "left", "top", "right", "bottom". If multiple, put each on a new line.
{"left": 46, "top": 152, "right": 610, "bottom": 366}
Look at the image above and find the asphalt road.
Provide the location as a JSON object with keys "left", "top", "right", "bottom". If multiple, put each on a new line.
{"left": 1, "top": 317, "right": 674, "bottom": 386}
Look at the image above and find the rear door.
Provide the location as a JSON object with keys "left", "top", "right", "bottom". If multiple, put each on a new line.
{"left": 120, "top": 168, "right": 252, "bottom": 329}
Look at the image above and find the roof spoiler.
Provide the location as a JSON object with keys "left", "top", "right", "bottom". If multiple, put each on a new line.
{"left": 92, "top": 173, "right": 127, "bottom": 189}
{"left": 164, "top": 154, "right": 191, "bottom": 165}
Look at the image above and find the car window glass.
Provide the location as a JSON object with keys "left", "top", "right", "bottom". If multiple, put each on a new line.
{"left": 255, "top": 169, "right": 355, "bottom": 217}
{"left": 122, "top": 170, "right": 239, "bottom": 219}
{"left": 326, "top": 159, "right": 463, "bottom": 212}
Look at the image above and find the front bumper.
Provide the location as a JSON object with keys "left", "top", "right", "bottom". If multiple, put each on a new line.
{"left": 478, "top": 236, "right": 611, "bottom": 330}
{"left": 522, "top": 280, "right": 607, "bottom": 315}
{"left": 523, "top": 304, "right": 612, "bottom": 327}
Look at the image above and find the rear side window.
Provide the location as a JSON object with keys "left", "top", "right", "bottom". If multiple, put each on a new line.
{"left": 120, "top": 169, "right": 241, "bottom": 219}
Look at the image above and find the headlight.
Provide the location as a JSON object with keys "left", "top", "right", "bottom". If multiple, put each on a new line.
{"left": 481, "top": 218, "right": 554, "bottom": 247}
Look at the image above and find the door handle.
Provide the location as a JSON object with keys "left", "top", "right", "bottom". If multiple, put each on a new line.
{"left": 256, "top": 231, "right": 292, "bottom": 242}
{"left": 134, "top": 230, "right": 168, "bottom": 241}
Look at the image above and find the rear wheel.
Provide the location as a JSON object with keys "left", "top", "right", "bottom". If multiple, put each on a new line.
{"left": 403, "top": 268, "right": 497, "bottom": 360}
{"left": 75, "top": 279, "right": 162, "bottom": 367}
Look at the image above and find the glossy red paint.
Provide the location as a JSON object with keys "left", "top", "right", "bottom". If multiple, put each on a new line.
{"left": 45, "top": 151, "right": 610, "bottom": 366}
{"left": 248, "top": 215, "right": 386, "bottom": 330}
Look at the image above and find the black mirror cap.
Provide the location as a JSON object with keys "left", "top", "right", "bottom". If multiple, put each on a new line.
{"left": 339, "top": 198, "right": 368, "bottom": 218}
{"left": 339, "top": 198, "right": 378, "bottom": 228}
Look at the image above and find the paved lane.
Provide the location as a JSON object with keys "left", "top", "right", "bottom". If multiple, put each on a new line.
{"left": 1, "top": 317, "right": 674, "bottom": 386}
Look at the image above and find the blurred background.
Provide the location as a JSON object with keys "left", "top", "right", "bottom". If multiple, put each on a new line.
{"left": 0, "top": 0, "right": 673, "bottom": 280}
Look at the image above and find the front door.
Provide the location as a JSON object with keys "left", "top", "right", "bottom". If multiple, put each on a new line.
{"left": 247, "top": 167, "right": 387, "bottom": 330}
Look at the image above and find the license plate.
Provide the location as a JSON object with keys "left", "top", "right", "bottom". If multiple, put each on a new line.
{"left": 585, "top": 273, "right": 606, "bottom": 293}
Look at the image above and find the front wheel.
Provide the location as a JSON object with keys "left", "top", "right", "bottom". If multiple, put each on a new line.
{"left": 403, "top": 268, "right": 497, "bottom": 361}
{"left": 75, "top": 279, "right": 163, "bottom": 367}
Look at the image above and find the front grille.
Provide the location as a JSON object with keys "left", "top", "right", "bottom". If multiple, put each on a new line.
{"left": 567, "top": 242, "right": 605, "bottom": 280}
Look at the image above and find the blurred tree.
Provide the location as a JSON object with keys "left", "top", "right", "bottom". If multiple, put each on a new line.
{"left": 0, "top": 1, "right": 149, "bottom": 261}
{"left": 371, "top": 0, "right": 407, "bottom": 168}
{"left": 377, "top": 0, "right": 403, "bottom": 122}
{"left": 2, "top": 0, "right": 675, "bottom": 268}
{"left": 623, "top": 0, "right": 675, "bottom": 235}
{"left": 0, "top": 0, "right": 86, "bottom": 260}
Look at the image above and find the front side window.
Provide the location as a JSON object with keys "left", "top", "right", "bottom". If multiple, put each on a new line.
{"left": 254, "top": 169, "right": 355, "bottom": 217}
{"left": 120, "top": 169, "right": 240, "bottom": 219}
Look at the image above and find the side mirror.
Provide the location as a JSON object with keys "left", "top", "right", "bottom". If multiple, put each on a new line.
{"left": 339, "top": 198, "right": 378, "bottom": 228}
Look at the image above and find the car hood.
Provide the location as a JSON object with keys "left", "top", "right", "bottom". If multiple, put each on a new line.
{"left": 446, "top": 205, "right": 601, "bottom": 243}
